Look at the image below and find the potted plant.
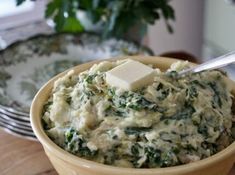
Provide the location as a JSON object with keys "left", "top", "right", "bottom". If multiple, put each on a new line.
{"left": 16, "top": 0, "right": 175, "bottom": 43}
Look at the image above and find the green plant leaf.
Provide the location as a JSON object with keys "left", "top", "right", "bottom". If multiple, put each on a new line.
{"left": 107, "top": 1, "right": 124, "bottom": 31}
{"left": 62, "top": 17, "right": 83, "bottom": 32}
{"left": 18, "top": 0, "right": 175, "bottom": 39}
{"left": 166, "top": 23, "right": 173, "bottom": 34}
{"left": 162, "top": 5, "right": 175, "bottom": 20}
{"left": 166, "top": 5, "right": 175, "bottom": 20}
{"left": 45, "top": 0, "right": 60, "bottom": 18}
{"left": 16, "top": 0, "right": 26, "bottom": 6}
{"left": 92, "top": 0, "right": 100, "bottom": 8}
{"left": 79, "top": 0, "right": 92, "bottom": 9}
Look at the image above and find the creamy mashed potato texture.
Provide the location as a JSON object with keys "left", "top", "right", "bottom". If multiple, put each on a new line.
{"left": 42, "top": 59, "right": 235, "bottom": 168}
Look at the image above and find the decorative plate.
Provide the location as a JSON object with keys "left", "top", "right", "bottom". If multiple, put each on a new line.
{"left": 0, "top": 33, "right": 153, "bottom": 114}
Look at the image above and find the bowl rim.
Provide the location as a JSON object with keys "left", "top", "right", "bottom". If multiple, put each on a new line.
{"left": 30, "top": 56, "right": 235, "bottom": 174}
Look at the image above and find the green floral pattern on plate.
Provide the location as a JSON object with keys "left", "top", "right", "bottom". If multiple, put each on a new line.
{"left": 0, "top": 33, "right": 152, "bottom": 114}
{"left": 20, "top": 60, "right": 80, "bottom": 101}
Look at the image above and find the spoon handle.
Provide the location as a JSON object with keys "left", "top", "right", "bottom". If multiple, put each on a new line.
{"left": 179, "top": 51, "right": 235, "bottom": 75}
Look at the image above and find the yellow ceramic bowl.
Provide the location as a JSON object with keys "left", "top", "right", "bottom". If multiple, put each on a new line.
{"left": 31, "top": 56, "right": 235, "bottom": 175}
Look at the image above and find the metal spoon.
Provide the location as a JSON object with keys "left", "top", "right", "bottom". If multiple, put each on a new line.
{"left": 178, "top": 51, "right": 235, "bottom": 76}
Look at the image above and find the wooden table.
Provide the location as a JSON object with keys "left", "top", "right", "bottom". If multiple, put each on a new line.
{"left": 0, "top": 130, "right": 235, "bottom": 175}
{"left": 0, "top": 131, "right": 56, "bottom": 175}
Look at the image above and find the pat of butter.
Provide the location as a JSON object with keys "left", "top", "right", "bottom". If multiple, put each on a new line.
{"left": 106, "top": 60, "right": 155, "bottom": 91}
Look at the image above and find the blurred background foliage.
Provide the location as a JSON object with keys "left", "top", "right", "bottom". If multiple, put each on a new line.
{"left": 16, "top": 0, "right": 175, "bottom": 42}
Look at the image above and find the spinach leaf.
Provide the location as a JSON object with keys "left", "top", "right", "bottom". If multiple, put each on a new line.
{"left": 131, "top": 144, "right": 179, "bottom": 168}
{"left": 159, "top": 151, "right": 175, "bottom": 167}
{"left": 198, "top": 124, "right": 208, "bottom": 137}
{"left": 208, "top": 82, "right": 222, "bottom": 108}
{"left": 66, "top": 96, "right": 72, "bottom": 105}
{"left": 170, "top": 103, "right": 195, "bottom": 120}
{"left": 104, "top": 145, "right": 120, "bottom": 165}
{"left": 158, "top": 89, "right": 170, "bottom": 101}
{"left": 107, "top": 88, "right": 115, "bottom": 97}
{"left": 111, "top": 90, "right": 165, "bottom": 113}
{"left": 156, "top": 83, "right": 170, "bottom": 100}
{"left": 131, "top": 143, "right": 142, "bottom": 155}
{"left": 145, "top": 146, "right": 162, "bottom": 167}
{"left": 186, "top": 85, "right": 198, "bottom": 100}
{"left": 42, "top": 101, "right": 53, "bottom": 114}
{"left": 166, "top": 71, "right": 178, "bottom": 78}
{"left": 125, "top": 126, "right": 152, "bottom": 135}
{"left": 65, "top": 128, "right": 97, "bottom": 157}
{"left": 85, "top": 74, "right": 97, "bottom": 84}
{"left": 191, "top": 79, "right": 206, "bottom": 89}
{"left": 131, "top": 144, "right": 162, "bottom": 168}
{"left": 104, "top": 105, "right": 126, "bottom": 117}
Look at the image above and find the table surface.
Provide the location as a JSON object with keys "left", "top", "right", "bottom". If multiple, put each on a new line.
{"left": 0, "top": 130, "right": 235, "bottom": 175}
{"left": 0, "top": 130, "right": 56, "bottom": 175}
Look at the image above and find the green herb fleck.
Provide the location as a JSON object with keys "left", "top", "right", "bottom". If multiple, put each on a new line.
{"left": 125, "top": 126, "right": 152, "bottom": 135}
{"left": 65, "top": 128, "right": 98, "bottom": 158}
{"left": 66, "top": 96, "right": 72, "bottom": 105}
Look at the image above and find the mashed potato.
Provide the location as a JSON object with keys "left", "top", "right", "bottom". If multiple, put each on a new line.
{"left": 42, "top": 59, "right": 235, "bottom": 168}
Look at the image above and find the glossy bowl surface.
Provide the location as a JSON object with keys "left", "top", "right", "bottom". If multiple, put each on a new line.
{"left": 31, "top": 56, "right": 235, "bottom": 175}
